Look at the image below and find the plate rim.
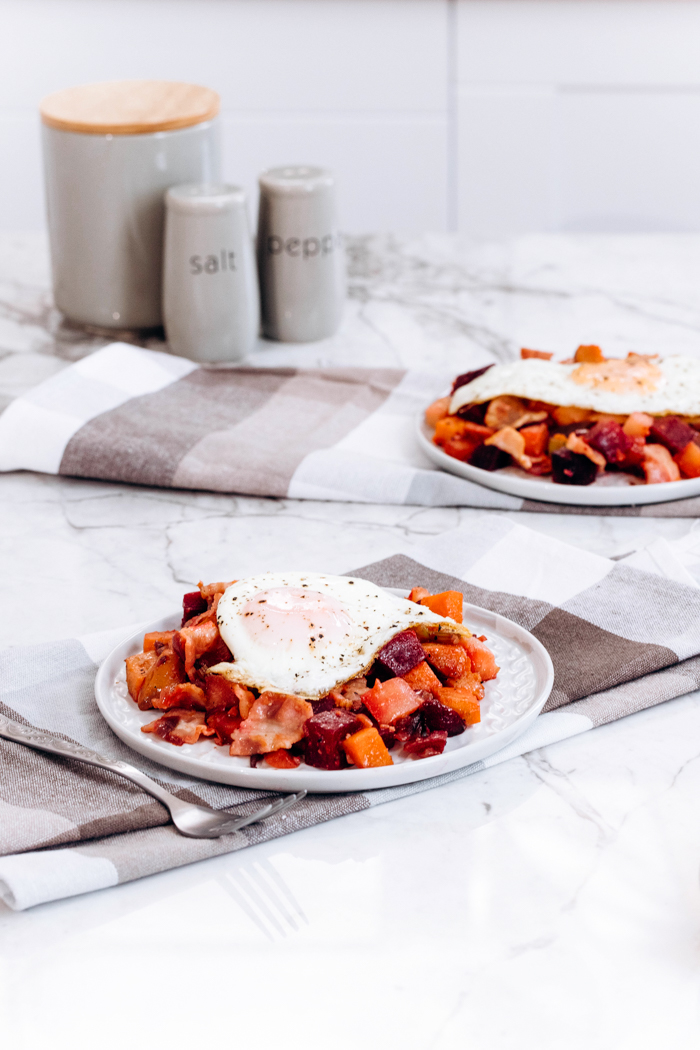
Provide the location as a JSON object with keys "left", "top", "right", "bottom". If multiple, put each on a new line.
{"left": 94, "top": 593, "right": 554, "bottom": 793}
{"left": 416, "top": 413, "right": 700, "bottom": 507}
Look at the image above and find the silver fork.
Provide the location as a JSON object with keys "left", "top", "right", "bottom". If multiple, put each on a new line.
{"left": 0, "top": 713, "right": 306, "bottom": 839}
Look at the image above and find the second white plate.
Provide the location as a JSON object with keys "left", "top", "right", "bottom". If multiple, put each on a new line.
{"left": 417, "top": 415, "right": 700, "bottom": 507}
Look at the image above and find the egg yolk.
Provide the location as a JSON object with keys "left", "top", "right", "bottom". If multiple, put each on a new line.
{"left": 239, "top": 587, "right": 355, "bottom": 651}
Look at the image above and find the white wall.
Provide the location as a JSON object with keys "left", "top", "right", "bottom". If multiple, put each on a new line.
{"left": 2, "top": 0, "right": 700, "bottom": 236}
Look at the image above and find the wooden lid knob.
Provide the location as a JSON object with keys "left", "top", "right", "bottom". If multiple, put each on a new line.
{"left": 40, "top": 80, "right": 220, "bottom": 135}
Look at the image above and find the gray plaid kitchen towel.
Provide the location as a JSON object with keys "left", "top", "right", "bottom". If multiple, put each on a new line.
{"left": 2, "top": 341, "right": 700, "bottom": 517}
{"left": 2, "top": 518, "right": 700, "bottom": 910}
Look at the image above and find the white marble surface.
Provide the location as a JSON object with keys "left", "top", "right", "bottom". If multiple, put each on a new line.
{"left": 1, "top": 232, "right": 700, "bottom": 1049}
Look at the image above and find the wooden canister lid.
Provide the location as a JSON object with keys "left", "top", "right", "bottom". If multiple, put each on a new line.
{"left": 40, "top": 80, "right": 220, "bottom": 135}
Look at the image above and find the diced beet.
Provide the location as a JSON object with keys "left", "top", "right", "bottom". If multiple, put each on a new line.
{"left": 551, "top": 448, "right": 597, "bottom": 486}
{"left": 420, "top": 697, "right": 466, "bottom": 737}
{"left": 455, "top": 402, "right": 488, "bottom": 424}
{"left": 451, "top": 365, "right": 494, "bottom": 394}
{"left": 650, "top": 416, "right": 697, "bottom": 454}
{"left": 378, "top": 726, "right": 396, "bottom": 749}
{"left": 394, "top": 711, "right": 424, "bottom": 743}
{"left": 469, "top": 444, "right": 512, "bottom": 471}
{"left": 250, "top": 754, "right": 263, "bottom": 768}
{"left": 310, "top": 697, "right": 336, "bottom": 715}
{"left": 586, "top": 420, "right": 632, "bottom": 464}
{"left": 182, "top": 590, "right": 207, "bottom": 626}
{"left": 376, "top": 630, "right": 426, "bottom": 676}
{"left": 403, "top": 730, "right": 448, "bottom": 758}
{"left": 303, "top": 709, "right": 362, "bottom": 770}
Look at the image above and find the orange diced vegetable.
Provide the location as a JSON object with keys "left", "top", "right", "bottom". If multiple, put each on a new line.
{"left": 402, "top": 660, "right": 442, "bottom": 697}
{"left": 551, "top": 405, "right": 593, "bottom": 426}
{"left": 461, "top": 636, "right": 500, "bottom": 681}
{"left": 521, "top": 348, "right": 553, "bottom": 360}
{"left": 424, "top": 396, "right": 451, "bottom": 429}
{"left": 574, "top": 344, "right": 605, "bottom": 363}
{"left": 446, "top": 671, "right": 485, "bottom": 701}
{"left": 363, "top": 677, "right": 422, "bottom": 724}
{"left": 125, "top": 651, "right": 158, "bottom": 704}
{"left": 422, "top": 642, "right": 470, "bottom": 680}
{"left": 419, "top": 590, "right": 464, "bottom": 623}
{"left": 520, "top": 422, "right": 549, "bottom": 457}
{"left": 623, "top": 412, "right": 654, "bottom": 439}
{"left": 548, "top": 433, "right": 567, "bottom": 454}
{"left": 674, "top": 440, "right": 700, "bottom": 479}
{"left": 342, "top": 727, "right": 394, "bottom": 768}
{"left": 409, "top": 587, "right": 431, "bottom": 603}
{"left": 143, "top": 630, "right": 176, "bottom": 652}
{"left": 433, "top": 416, "right": 471, "bottom": 444}
{"left": 437, "top": 687, "right": 481, "bottom": 725}
{"left": 264, "top": 749, "right": 301, "bottom": 769}
{"left": 138, "top": 649, "right": 186, "bottom": 710}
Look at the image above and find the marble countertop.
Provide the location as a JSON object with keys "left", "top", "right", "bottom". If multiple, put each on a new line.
{"left": 1, "top": 232, "right": 699, "bottom": 1049}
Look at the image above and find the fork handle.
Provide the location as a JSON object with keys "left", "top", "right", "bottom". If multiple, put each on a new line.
{"left": 0, "top": 712, "right": 180, "bottom": 811}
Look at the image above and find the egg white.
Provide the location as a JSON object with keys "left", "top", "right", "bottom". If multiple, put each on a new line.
{"left": 209, "top": 571, "right": 469, "bottom": 699}
{"left": 449, "top": 355, "right": 700, "bottom": 418}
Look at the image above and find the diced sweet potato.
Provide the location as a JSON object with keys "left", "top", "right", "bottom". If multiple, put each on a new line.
{"left": 437, "top": 687, "right": 481, "bottom": 725}
{"left": 342, "top": 727, "right": 394, "bottom": 768}
{"left": 623, "top": 412, "right": 654, "bottom": 439}
{"left": 574, "top": 344, "right": 605, "bottom": 363}
{"left": 363, "top": 678, "right": 423, "bottom": 725}
{"left": 520, "top": 422, "right": 549, "bottom": 457}
{"left": 461, "top": 636, "right": 500, "bottom": 681}
{"left": 433, "top": 416, "right": 492, "bottom": 462}
{"left": 376, "top": 630, "right": 426, "bottom": 675}
{"left": 419, "top": 590, "right": 463, "bottom": 624}
{"left": 446, "top": 670, "right": 485, "bottom": 701}
{"left": 264, "top": 748, "right": 301, "bottom": 769}
{"left": 143, "top": 631, "right": 176, "bottom": 652}
{"left": 424, "top": 396, "right": 451, "bottom": 429}
{"left": 409, "top": 587, "right": 431, "bottom": 603}
{"left": 422, "top": 642, "right": 470, "bottom": 680}
{"left": 551, "top": 405, "right": 593, "bottom": 426}
{"left": 674, "top": 440, "right": 700, "bottom": 479}
{"left": 642, "top": 443, "right": 681, "bottom": 484}
{"left": 521, "top": 348, "right": 553, "bottom": 360}
{"left": 402, "top": 660, "right": 442, "bottom": 697}
{"left": 138, "top": 648, "right": 186, "bottom": 710}
{"left": 125, "top": 651, "right": 158, "bottom": 704}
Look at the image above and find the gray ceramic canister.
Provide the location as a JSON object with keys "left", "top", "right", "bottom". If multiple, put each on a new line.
{"left": 40, "top": 80, "right": 221, "bottom": 331}
{"left": 257, "top": 166, "right": 346, "bottom": 342}
{"left": 163, "top": 184, "right": 260, "bottom": 363}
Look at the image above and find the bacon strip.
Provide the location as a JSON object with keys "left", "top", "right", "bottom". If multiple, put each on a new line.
{"left": 141, "top": 709, "right": 215, "bottom": 746}
{"left": 229, "top": 693, "right": 313, "bottom": 757}
{"left": 177, "top": 619, "right": 220, "bottom": 680}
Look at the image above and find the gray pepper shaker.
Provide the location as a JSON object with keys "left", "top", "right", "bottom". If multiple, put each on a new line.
{"left": 163, "top": 183, "right": 260, "bottom": 362}
{"left": 257, "top": 166, "right": 345, "bottom": 342}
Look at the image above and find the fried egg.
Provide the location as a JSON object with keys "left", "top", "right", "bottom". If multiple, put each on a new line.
{"left": 450, "top": 355, "right": 700, "bottom": 418}
{"left": 210, "top": 571, "right": 468, "bottom": 699}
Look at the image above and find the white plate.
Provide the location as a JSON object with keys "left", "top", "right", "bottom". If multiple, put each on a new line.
{"left": 417, "top": 415, "right": 700, "bottom": 507}
{"left": 94, "top": 594, "right": 553, "bottom": 793}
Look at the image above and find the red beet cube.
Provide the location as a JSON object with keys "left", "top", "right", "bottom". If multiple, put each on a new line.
{"left": 376, "top": 630, "right": 426, "bottom": 676}
{"left": 420, "top": 697, "right": 466, "bottom": 737}
{"left": 182, "top": 590, "right": 207, "bottom": 626}
{"left": 586, "top": 420, "right": 632, "bottom": 464}
{"left": 451, "top": 365, "right": 494, "bottom": 394}
{"left": 551, "top": 448, "right": 597, "bottom": 485}
{"left": 469, "top": 444, "right": 512, "bottom": 471}
{"left": 650, "top": 416, "right": 697, "bottom": 454}
{"left": 403, "top": 730, "right": 448, "bottom": 758}
{"left": 310, "top": 697, "right": 336, "bottom": 715}
{"left": 304, "top": 709, "right": 362, "bottom": 770}
{"left": 394, "top": 711, "right": 424, "bottom": 742}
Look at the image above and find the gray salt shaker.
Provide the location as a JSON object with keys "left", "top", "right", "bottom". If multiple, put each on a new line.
{"left": 163, "top": 184, "right": 260, "bottom": 362}
{"left": 257, "top": 166, "right": 345, "bottom": 342}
